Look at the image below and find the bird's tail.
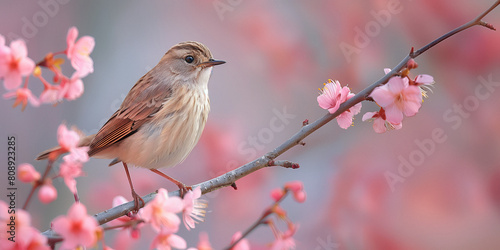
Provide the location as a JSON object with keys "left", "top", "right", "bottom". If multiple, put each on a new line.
{"left": 35, "top": 133, "right": 95, "bottom": 161}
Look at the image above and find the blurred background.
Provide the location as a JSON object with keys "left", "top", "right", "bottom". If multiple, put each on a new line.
{"left": 1, "top": 0, "right": 500, "bottom": 249}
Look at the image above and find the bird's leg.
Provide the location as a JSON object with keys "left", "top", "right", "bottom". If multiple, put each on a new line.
{"left": 123, "top": 162, "right": 144, "bottom": 213}
{"left": 149, "top": 169, "right": 192, "bottom": 197}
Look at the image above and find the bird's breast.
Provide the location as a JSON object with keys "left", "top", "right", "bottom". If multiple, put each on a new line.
{"left": 120, "top": 86, "right": 210, "bottom": 169}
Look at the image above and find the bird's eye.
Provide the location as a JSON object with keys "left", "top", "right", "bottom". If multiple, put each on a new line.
{"left": 185, "top": 56, "right": 195, "bottom": 64}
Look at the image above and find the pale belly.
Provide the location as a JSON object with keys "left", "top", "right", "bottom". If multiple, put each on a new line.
{"left": 95, "top": 90, "right": 209, "bottom": 169}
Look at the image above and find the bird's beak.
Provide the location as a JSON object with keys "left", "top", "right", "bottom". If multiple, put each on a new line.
{"left": 198, "top": 59, "right": 226, "bottom": 68}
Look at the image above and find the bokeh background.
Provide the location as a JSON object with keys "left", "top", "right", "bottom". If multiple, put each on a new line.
{"left": 2, "top": 0, "right": 500, "bottom": 249}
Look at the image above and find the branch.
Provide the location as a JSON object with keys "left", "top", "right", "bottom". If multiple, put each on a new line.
{"left": 42, "top": 0, "right": 499, "bottom": 243}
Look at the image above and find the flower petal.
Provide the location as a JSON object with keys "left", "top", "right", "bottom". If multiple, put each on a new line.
{"left": 337, "top": 112, "right": 354, "bottom": 129}
{"left": 415, "top": 74, "right": 434, "bottom": 85}
{"left": 373, "top": 117, "right": 387, "bottom": 133}
{"left": 384, "top": 105, "right": 404, "bottom": 124}
{"left": 387, "top": 77, "right": 407, "bottom": 93}
{"left": 370, "top": 85, "right": 394, "bottom": 107}
{"left": 362, "top": 112, "right": 377, "bottom": 121}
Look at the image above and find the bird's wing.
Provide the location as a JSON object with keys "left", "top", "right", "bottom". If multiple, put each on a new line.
{"left": 88, "top": 74, "right": 172, "bottom": 157}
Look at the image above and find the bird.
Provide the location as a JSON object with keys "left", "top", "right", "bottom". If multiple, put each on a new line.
{"left": 37, "top": 41, "right": 225, "bottom": 210}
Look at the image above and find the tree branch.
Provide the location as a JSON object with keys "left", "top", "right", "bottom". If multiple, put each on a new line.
{"left": 42, "top": 0, "right": 499, "bottom": 243}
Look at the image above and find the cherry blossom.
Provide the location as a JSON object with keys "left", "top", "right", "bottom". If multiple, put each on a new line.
{"left": 57, "top": 124, "right": 89, "bottom": 163}
{"left": 66, "top": 27, "right": 95, "bottom": 77}
{"left": 38, "top": 182, "right": 58, "bottom": 204}
{"left": 229, "top": 231, "right": 250, "bottom": 250}
{"left": 58, "top": 124, "right": 80, "bottom": 152}
{"left": 52, "top": 203, "right": 100, "bottom": 249}
{"left": 414, "top": 74, "right": 434, "bottom": 86}
{"left": 270, "top": 224, "right": 297, "bottom": 250}
{"left": 37, "top": 71, "right": 62, "bottom": 104}
{"left": 284, "top": 181, "right": 306, "bottom": 203}
{"left": 142, "top": 188, "right": 183, "bottom": 233}
{"left": 270, "top": 188, "right": 285, "bottom": 202}
{"left": 59, "top": 72, "right": 84, "bottom": 101}
{"left": 59, "top": 157, "right": 84, "bottom": 194}
{"left": 0, "top": 36, "right": 35, "bottom": 90}
{"left": 194, "top": 232, "right": 212, "bottom": 250}
{"left": 150, "top": 229, "right": 186, "bottom": 250}
{"left": 362, "top": 108, "right": 402, "bottom": 133}
{"left": 370, "top": 76, "right": 422, "bottom": 124}
{"left": 317, "top": 79, "right": 349, "bottom": 114}
{"left": 0, "top": 205, "right": 50, "bottom": 250}
{"left": 317, "top": 79, "right": 362, "bottom": 129}
{"left": 18, "top": 163, "right": 41, "bottom": 183}
{"left": 3, "top": 87, "right": 39, "bottom": 111}
{"left": 182, "top": 187, "right": 206, "bottom": 230}
{"left": 270, "top": 234, "right": 296, "bottom": 250}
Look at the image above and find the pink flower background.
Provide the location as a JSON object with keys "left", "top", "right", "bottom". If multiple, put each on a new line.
{"left": 1, "top": 0, "right": 500, "bottom": 249}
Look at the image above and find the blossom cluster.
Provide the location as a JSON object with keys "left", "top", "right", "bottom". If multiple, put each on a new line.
{"left": 0, "top": 204, "right": 50, "bottom": 250}
{"left": 0, "top": 186, "right": 207, "bottom": 250}
{"left": 317, "top": 59, "right": 434, "bottom": 133}
{"left": 0, "top": 27, "right": 94, "bottom": 111}
{"left": 18, "top": 124, "right": 89, "bottom": 204}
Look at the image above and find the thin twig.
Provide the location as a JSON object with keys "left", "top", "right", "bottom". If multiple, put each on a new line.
{"left": 224, "top": 191, "right": 290, "bottom": 250}
{"left": 23, "top": 160, "right": 54, "bottom": 210}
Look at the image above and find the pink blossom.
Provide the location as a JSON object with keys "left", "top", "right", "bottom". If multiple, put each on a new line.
{"left": 64, "top": 145, "right": 90, "bottom": 164}
{"left": 229, "top": 231, "right": 250, "bottom": 250}
{"left": 104, "top": 245, "right": 115, "bottom": 250}
{"left": 3, "top": 87, "right": 40, "bottom": 111}
{"left": 317, "top": 79, "right": 350, "bottom": 114}
{"left": 18, "top": 163, "right": 41, "bottom": 183}
{"left": 52, "top": 203, "right": 100, "bottom": 249}
{"left": 38, "top": 183, "right": 58, "bottom": 203}
{"left": 59, "top": 72, "right": 84, "bottom": 101}
{"left": 56, "top": 127, "right": 89, "bottom": 194}
{"left": 59, "top": 157, "right": 84, "bottom": 194}
{"left": 0, "top": 201, "right": 8, "bottom": 221}
{"left": 39, "top": 76, "right": 62, "bottom": 104}
{"left": 370, "top": 76, "right": 422, "bottom": 124}
{"left": 0, "top": 36, "right": 35, "bottom": 90}
{"left": 336, "top": 92, "right": 362, "bottom": 129}
{"left": 0, "top": 226, "right": 50, "bottom": 250}
{"left": 270, "top": 234, "right": 296, "bottom": 250}
{"left": 284, "top": 181, "right": 306, "bottom": 203}
{"left": 0, "top": 207, "right": 50, "bottom": 250}
{"left": 150, "top": 229, "right": 186, "bottom": 250}
{"left": 142, "top": 188, "right": 183, "bottom": 233}
{"left": 362, "top": 109, "right": 402, "bottom": 134}
{"left": 40, "top": 86, "right": 61, "bottom": 104}
{"left": 57, "top": 124, "right": 89, "bottom": 162}
{"left": 317, "top": 79, "right": 362, "bottom": 129}
{"left": 270, "top": 188, "right": 285, "bottom": 202}
{"left": 270, "top": 225, "right": 297, "bottom": 250}
{"left": 66, "top": 27, "right": 95, "bottom": 77}
{"left": 182, "top": 187, "right": 206, "bottom": 230}
{"left": 195, "top": 232, "right": 212, "bottom": 250}
{"left": 414, "top": 74, "right": 434, "bottom": 86}
{"left": 58, "top": 124, "right": 79, "bottom": 151}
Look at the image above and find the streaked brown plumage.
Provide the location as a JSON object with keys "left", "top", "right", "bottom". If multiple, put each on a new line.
{"left": 37, "top": 41, "right": 225, "bottom": 208}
